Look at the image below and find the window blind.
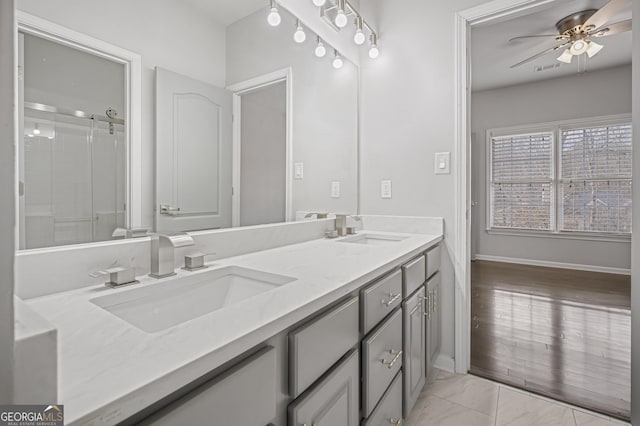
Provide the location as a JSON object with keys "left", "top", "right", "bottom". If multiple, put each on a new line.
{"left": 490, "top": 133, "right": 553, "bottom": 230}
{"left": 559, "top": 123, "right": 632, "bottom": 233}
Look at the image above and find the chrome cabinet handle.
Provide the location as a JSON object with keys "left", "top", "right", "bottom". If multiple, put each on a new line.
{"left": 159, "top": 204, "right": 181, "bottom": 216}
{"left": 423, "top": 294, "right": 431, "bottom": 319}
{"left": 389, "top": 418, "right": 402, "bottom": 425}
{"left": 433, "top": 288, "right": 438, "bottom": 313}
{"left": 382, "top": 292, "right": 401, "bottom": 307}
{"left": 382, "top": 349, "right": 402, "bottom": 369}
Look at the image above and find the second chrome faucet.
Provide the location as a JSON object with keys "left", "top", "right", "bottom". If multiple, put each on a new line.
{"left": 149, "top": 232, "right": 195, "bottom": 279}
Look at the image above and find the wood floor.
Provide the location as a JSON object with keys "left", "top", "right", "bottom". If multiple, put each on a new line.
{"left": 470, "top": 260, "right": 631, "bottom": 420}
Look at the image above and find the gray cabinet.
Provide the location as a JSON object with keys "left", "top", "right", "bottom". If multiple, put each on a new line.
{"left": 360, "top": 269, "right": 402, "bottom": 335}
{"left": 288, "top": 349, "right": 360, "bottom": 426}
{"left": 426, "top": 272, "right": 441, "bottom": 377}
{"left": 362, "top": 308, "right": 403, "bottom": 417}
{"left": 362, "top": 371, "right": 403, "bottom": 426}
{"left": 142, "top": 346, "right": 276, "bottom": 426}
{"left": 402, "top": 286, "right": 426, "bottom": 418}
{"left": 401, "top": 255, "right": 426, "bottom": 298}
{"left": 289, "top": 296, "right": 359, "bottom": 398}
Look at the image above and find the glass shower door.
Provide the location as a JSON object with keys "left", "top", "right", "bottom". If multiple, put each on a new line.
{"left": 21, "top": 110, "right": 125, "bottom": 249}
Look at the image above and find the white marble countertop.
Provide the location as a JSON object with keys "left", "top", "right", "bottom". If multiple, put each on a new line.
{"left": 25, "top": 230, "right": 442, "bottom": 425}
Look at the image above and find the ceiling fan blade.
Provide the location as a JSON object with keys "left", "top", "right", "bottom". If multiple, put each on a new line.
{"left": 584, "top": 0, "right": 631, "bottom": 31}
{"left": 510, "top": 42, "right": 570, "bottom": 68}
{"left": 509, "top": 34, "right": 566, "bottom": 42}
{"left": 590, "top": 19, "right": 632, "bottom": 37}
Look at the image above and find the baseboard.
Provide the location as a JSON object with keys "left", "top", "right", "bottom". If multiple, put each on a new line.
{"left": 433, "top": 354, "right": 455, "bottom": 373}
{"left": 474, "top": 254, "right": 631, "bottom": 276}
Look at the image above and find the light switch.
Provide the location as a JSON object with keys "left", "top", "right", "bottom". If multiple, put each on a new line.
{"left": 381, "top": 180, "right": 392, "bottom": 199}
{"left": 435, "top": 152, "right": 450, "bottom": 175}
{"left": 331, "top": 181, "right": 341, "bottom": 198}
{"left": 294, "top": 162, "right": 304, "bottom": 179}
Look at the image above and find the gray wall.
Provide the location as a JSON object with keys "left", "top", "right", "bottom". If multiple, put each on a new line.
{"left": 0, "top": 0, "right": 15, "bottom": 403}
{"left": 358, "top": 0, "right": 489, "bottom": 365}
{"left": 471, "top": 65, "right": 632, "bottom": 270}
{"left": 18, "top": 0, "right": 227, "bottom": 229}
{"left": 240, "top": 82, "right": 287, "bottom": 226}
{"left": 631, "top": 0, "right": 639, "bottom": 423}
{"left": 226, "top": 8, "right": 359, "bottom": 216}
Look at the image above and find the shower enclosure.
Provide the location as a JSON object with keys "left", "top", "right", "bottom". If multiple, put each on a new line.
{"left": 19, "top": 103, "right": 126, "bottom": 249}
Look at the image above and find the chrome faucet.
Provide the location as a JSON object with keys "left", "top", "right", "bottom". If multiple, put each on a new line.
{"left": 335, "top": 214, "right": 361, "bottom": 237}
{"left": 149, "top": 232, "right": 195, "bottom": 279}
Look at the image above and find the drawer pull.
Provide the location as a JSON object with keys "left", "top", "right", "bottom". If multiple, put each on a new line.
{"left": 389, "top": 418, "right": 402, "bottom": 426}
{"left": 381, "top": 292, "right": 401, "bottom": 307}
{"left": 423, "top": 295, "right": 431, "bottom": 319}
{"left": 381, "top": 349, "right": 402, "bottom": 369}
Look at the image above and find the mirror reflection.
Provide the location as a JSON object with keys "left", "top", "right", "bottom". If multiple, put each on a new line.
{"left": 16, "top": 0, "right": 359, "bottom": 248}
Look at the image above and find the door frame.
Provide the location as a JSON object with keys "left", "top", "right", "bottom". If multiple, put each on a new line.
{"left": 15, "top": 11, "right": 143, "bottom": 237}
{"left": 453, "top": 0, "right": 561, "bottom": 373}
{"left": 227, "top": 68, "right": 293, "bottom": 227}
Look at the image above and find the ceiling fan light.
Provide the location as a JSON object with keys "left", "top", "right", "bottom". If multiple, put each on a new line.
{"left": 557, "top": 49, "right": 573, "bottom": 64}
{"left": 569, "top": 40, "right": 588, "bottom": 55}
{"left": 586, "top": 40, "right": 604, "bottom": 58}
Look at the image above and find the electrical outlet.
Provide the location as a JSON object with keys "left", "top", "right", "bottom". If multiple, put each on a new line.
{"left": 294, "top": 162, "right": 304, "bottom": 179}
{"left": 381, "top": 180, "right": 392, "bottom": 199}
{"left": 435, "top": 152, "right": 450, "bottom": 174}
{"left": 331, "top": 181, "right": 341, "bottom": 198}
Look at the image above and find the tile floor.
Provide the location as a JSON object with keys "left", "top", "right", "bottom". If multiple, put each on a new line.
{"left": 406, "top": 370, "right": 630, "bottom": 426}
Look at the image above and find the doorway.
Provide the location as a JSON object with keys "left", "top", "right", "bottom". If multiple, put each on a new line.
{"left": 229, "top": 68, "right": 293, "bottom": 227}
{"left": 456, "top": 0, "right": 633, "bottom": 421}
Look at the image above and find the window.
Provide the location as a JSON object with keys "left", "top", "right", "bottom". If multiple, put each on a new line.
{"left": 488, "top": 116, "right": 632, "bottom": 237}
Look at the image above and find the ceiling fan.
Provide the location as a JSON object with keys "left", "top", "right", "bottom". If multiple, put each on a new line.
{"left": 509, "top": 0, "right": 632, "bottom": 68}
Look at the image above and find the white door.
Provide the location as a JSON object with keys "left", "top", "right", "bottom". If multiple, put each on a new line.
{"left": 155, "top": 67, "right": 232, "bottom": 232}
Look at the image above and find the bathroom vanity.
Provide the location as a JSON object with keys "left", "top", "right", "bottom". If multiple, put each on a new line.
{"left": 17, "top": 216, "right": 443, "bottom": 425}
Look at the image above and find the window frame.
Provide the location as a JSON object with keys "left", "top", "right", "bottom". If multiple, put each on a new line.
{"left": 486, "top": 114, "right": 632, "bottom": 241}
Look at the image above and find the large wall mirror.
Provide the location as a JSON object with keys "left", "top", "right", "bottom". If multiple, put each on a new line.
{"left": 16, "top": 0, "right": 359, "bottom": 248}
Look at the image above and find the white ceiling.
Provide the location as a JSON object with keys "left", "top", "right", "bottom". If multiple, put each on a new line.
{"left": 180, "top": 0, "right": 267, "bottom": 26}
{"left": 471, "top": 0, "right": 632, "bottom": 92}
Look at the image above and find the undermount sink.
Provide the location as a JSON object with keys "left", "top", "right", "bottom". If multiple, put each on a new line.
{"left": 90, "top": 266, "right": 296, "bottom": 333}
{"left": 339, "top": 233, "right": 408, "bottom": 246}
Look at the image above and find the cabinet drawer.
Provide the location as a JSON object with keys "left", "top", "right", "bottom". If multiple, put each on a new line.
{"left": 362, "top": 371, "right": 403, "bottom": 426}
{"left": 402, "top": 255, "right": 426, "bottom": 297}
{"left": 143, "top": 346, "right": 276, "bottom": 426}
{"left": 426, "top": 245, "right": 441, "bottom": 279}
{"left": 288, "top": 349, "right": 360, "bottom": 426}
{"left": 361, "top": 269, "right": 402, "bottom": 335}
{"left": 362, "top": 308, "right": 403, "bottom": 418}
{"left": 289, "top": 296, "right": 359, "bottom": 398}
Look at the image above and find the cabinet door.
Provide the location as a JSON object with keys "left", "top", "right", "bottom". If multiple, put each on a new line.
{"left": 402, "top": 287, "right": 426, "bottom": 418}
{"left": 288, "top": 349, "right": 360, "bottom": 426}
{"left": 143, "top": 346, "right": 276, "bottom": 426}
{"left": 427, "top": 273, "right": 442, "bottom": 370}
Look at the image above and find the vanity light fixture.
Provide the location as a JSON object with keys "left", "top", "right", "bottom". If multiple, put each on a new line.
{"left": 314, "top": 36, "right": 327, "bottom": 57}
{"left": 267, "top": 0, "right": 281, "bottom": 27}
{"left": 368, "top": 33, "right": 379, "bottom": 59}
{"left": 353, "top": 16, "right": 366, "bottom": 45}
{"left": 332, "top": 50, "right": 344, "bottom": 69}
{"left": 293, "top": 20, "right": 307, "bottom": 43}
{"left": 334, "top": 0, "right": 348, "bottom": 28}
{"left": 33, "top": 123, "right": 41, "bottom": 135}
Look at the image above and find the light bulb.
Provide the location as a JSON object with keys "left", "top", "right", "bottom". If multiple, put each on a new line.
{"left": 369, "top": 45, "right": 379, "bottom": 59}
{"left": 354, "top": 29, "right": 366, "bottom": 45}
{"left": 557, "top": 49, "right": 573, "bottom": 64}
{"left": 586, "top": 41, "right": 604, "bottom": 58}
{"left": 569, "top": 39, "right": 588, "bottom": 55}
{"left": 314, "top": 38, "right": 327, "bottom": 58}
{"left": 33, "top": 124, "right": 41, "bottom": 135}
{"left": 335, "top": 10, "right": 348, "bottom": 28}
{"left": 312, "top": 0, "right": 326, "bottom": 6}
{"left": 27, "top": 134, "right": 34, "bottom": 138}
{"left": 332, "top": 51, "right": 343, "bottom": 69}
{"left": 294, "top": 22, "right": 306, "bottom": 43}
{"left": 267, "top": 6, "right": 281, "bottom": 27}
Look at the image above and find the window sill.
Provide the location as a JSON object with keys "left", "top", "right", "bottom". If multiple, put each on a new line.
{"left": 485, "top": 228, "right": 631, "bottom": 243}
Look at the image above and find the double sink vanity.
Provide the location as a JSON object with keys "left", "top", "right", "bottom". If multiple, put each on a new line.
{"left": 15, "top": 216, "right": 443, "bottom": 425}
